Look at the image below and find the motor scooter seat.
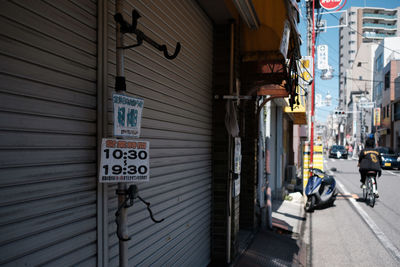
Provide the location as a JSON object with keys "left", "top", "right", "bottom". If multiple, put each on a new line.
{"left": 323, "top": 175, "right": 335, "bottom": 185}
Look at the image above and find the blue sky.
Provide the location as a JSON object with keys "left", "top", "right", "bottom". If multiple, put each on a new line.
{"left": 298, "top": 0, "right": 400, "bottom": 123}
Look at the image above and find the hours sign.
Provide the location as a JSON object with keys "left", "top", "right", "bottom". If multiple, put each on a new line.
{"left": 99, "top": 138, "right": 150, "bottom": 183}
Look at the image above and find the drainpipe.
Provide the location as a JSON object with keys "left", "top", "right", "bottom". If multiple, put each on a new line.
{"left": 226, "top": 19, "right": 235, "bottom": 264}
{"left": 258, "top": 104, "right": 267, "bottom": 229}
{"left": 115, "top": 1, "right": 129, "bottom": 267}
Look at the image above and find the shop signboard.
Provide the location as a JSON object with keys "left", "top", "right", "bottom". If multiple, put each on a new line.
{"left": 317, "top": 45, "right": 329, "bottom": 70}
{"left": 373, "top": 107, "right": 381, "bottom": 126}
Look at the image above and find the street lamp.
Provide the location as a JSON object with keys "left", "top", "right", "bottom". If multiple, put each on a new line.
{"left": 316, "top": 92, "right": 332, "bottom": 107}
{"left": 359, "top": 96, "right": 368, "bottom": 144}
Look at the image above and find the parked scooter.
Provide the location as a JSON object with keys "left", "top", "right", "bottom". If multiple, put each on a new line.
{"left": 305, "top": 168, "right": 338, "bottom": 212}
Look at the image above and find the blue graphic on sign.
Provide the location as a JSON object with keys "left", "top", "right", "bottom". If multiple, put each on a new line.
{"left": 127, "top": 109, "right": 138, "bottom": 127}
{"left": 118, "top": 107, "right": 126, "bottom": 127}
{"left": 113, "top": 93, "right": 143, "bottom": 137}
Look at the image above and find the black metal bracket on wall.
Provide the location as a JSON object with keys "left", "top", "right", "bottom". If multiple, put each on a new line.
{"left": 114, "top": 10, "right": 181, "bottom": 60}
{"left": 115, "top": 185, "right": 164, "bottom": 241}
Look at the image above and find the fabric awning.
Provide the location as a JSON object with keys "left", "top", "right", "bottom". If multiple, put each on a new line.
{"left": 239, "top": 0, "right": 301, "bottom": 108}
{"left": 241, "top": 0, "right": 301, "bottom": 61}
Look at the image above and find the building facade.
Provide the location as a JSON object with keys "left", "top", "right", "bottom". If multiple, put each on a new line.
{"left": 339, "top": 6, "right": 400, "bottom": 110}
{"left": 373, "top": 38, "right": 400, "bottom": 147}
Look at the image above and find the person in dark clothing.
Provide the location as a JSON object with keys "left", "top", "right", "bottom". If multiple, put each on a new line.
{"left": 358, "top": 138, "right": 382, "bottom": 197}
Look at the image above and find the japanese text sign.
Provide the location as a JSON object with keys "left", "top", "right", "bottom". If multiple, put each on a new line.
{"left": 113, "top": 94, "right": 144, "bottom": 137}
{"left": 99, "top": 138, "right": 150, "bottom": 183}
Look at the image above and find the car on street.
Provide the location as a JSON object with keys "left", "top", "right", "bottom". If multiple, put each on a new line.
{"left": 328, "top": 145, "right": 348, "bottom": 159}
{"left": 376, "top": 147, "right": 400, "bottom": 170}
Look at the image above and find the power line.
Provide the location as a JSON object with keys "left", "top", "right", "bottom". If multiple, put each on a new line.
{"left": 315, "top": 72, "right": 400, "bottom": 85}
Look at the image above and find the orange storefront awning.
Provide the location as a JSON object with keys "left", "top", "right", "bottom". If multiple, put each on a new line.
{"left": 239, "top": 0, "right": 301, "bottom": 108}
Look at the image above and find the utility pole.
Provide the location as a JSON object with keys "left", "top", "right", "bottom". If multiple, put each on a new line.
{"left": 306, "top": 0, "right": 316, "bottom": 170}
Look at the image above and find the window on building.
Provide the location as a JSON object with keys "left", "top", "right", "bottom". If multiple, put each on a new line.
{"left": 349, "top": 50, "right": 355, "bottom": 54}
{"left": 357, "top": 62, "right": 362, "bottom": 67}
{"left": 386, "top": 105, "right": 390, "bottom": 118}
{"left": 383, "top": 106, "right": 386, "bottom": 118}
{"left": 376, "top": 53, "right": 383, "bottom": 71}
{"left": 385, "top": 71, "right": 390, "bottom": 90}
{"left": 394, "top": 102, "right": 400, "bottom": 121}
{"left": 349, "top": 60, "right": 354, "bottom": 64}
{"left": 359, "top": 76, "right": 363, "bottom": 80}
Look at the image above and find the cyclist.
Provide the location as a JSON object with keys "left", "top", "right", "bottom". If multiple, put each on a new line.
{"left": 358, "top": 136, "right": 382, "bottom": 198}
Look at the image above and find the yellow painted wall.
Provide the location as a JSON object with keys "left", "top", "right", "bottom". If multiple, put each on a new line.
{"left": 303, "top": 144, "right": 324, "bottom": 190}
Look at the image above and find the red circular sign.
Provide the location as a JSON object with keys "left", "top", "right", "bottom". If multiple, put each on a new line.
{"left": 320, "top": 0, "right": 342, "bottom": 10}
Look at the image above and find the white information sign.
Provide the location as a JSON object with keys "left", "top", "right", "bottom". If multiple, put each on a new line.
{"left": 280, "top": 20, "right": 291, "bottom": 60}
{"left": 113, "top": 94, "right": 144, "bottom": 137}
{"left": 234, "top": 137, "right": 241, "bottom": 174}
{"left": 99, "top": 138, "right": 150, "bottom": 183}
{"left": 360, "top": 102, "right": 374, "bottom": 109}
{"left": 317, "top": 45, "right": 329, "bottom": 70}
{"left": 234, "top": 176, "right": 241, "bottom": 197}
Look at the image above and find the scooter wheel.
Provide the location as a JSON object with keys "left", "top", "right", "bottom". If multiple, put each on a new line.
{"left": 305, "top": 195, "right": 315, "bottom": 212}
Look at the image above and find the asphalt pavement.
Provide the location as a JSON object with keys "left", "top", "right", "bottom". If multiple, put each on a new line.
{"left": 304, "top": 156, "right": 400, "bottom": 266}
{"left": 232, "top": 156, "right": 400, "bottom": 267}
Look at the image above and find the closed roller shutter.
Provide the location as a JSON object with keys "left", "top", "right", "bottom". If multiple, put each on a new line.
{"left": 107, "top": 0, "right": 213, "bottom": 266}
{"left": 0, "top": 1, "right": 98, "bottom": 266}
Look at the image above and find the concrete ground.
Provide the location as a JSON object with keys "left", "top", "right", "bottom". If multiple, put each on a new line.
{"left": 233, "top": 192, "right": 307, "bottom": 267}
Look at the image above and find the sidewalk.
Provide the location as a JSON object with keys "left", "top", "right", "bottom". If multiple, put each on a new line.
{"left": 233, "top": 192, "right": 307, "bottom": 267}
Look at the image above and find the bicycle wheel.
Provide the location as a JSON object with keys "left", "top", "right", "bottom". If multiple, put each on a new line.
{"left": 367, "top": 178, "right": 375, "bottom": 207}
{"left": 362, "top": 184, "right": 367, "bottom": 200}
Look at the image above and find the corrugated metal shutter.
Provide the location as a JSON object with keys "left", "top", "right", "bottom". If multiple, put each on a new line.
{"left": 107, "top": 0, "right": 213, "bottom": 266}
{"left": 0, "top": 1, "right": 98, "bottom": 266}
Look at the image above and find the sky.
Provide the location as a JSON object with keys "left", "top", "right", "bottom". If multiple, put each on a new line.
{"left": 298, "top": 0, "right": 400, "bottom": 123}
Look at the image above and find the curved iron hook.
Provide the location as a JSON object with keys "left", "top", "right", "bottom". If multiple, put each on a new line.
{"left": 161, "top": 42, "right": 181, "bottom": 60}
{"left": 137, "top": 196, "right": 165, "bottom": 223}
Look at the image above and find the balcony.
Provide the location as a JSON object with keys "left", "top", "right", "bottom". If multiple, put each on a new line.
{"left": 363, "top": 32, "right": 395, "bottom": 39}
{"left": 362, "top": 23, "right": 397, "bottom": 30}
{"left": 363, "top": 13, "right": 397, "bottom": 20}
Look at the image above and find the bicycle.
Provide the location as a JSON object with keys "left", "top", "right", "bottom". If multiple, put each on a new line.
{"left": 363, "top": 171, "right": 377, "bottom": 207}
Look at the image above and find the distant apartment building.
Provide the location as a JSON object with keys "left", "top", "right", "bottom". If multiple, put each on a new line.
{"left": 339, "top": 6, "right": 400, "bottom": 109}
{"left": 394, "top": 76, "right": 400, "bottom": 151}
{"left": 373, "top": 38, "right": 400, "bottom": 147}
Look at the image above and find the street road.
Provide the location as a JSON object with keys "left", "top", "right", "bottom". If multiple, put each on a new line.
{"left": 303, "top": 156, "right": 400, "bottom": 267}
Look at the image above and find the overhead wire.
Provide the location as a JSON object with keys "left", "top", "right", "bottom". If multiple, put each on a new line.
{"left": 329, "top": 11, "right": 400, "bottom": 56}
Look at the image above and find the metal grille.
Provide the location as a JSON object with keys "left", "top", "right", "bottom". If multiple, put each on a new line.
{"left": 107, "top": 0, "right": 213, "bottom": 266}
{"left": 0, "top": 1, "right": 98, "bottom": 265}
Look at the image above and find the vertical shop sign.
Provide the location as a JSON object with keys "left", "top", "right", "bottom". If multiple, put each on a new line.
{"left": 280, "top": 20, "right": 291, "bottom": 60}
{"left": 317, "top": 45, "right": 328, "bottom": 70}
{"left": 374, "top": 107, "right": 381, "bottom": 126}
{"left": 113, "top": 93, "right": 144, "bottom": 137}
{"left": 234, "top": 137, "right": 241, "bottom": 174}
